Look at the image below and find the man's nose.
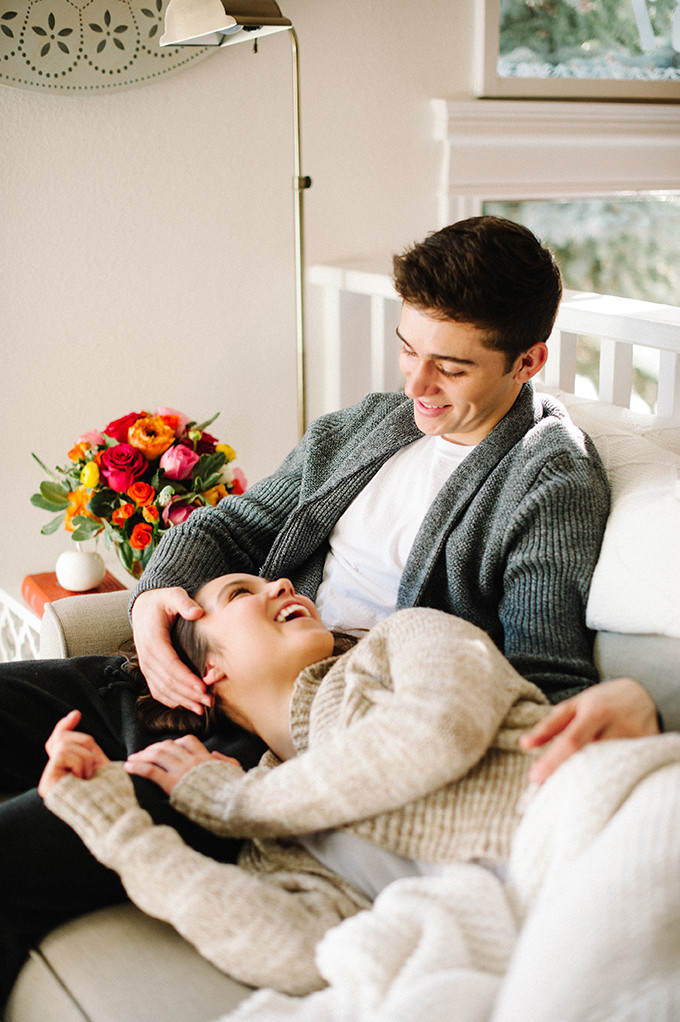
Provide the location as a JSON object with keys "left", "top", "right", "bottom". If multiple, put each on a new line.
{"left": 405, "top": 358, "right": 436, "bottom": 395}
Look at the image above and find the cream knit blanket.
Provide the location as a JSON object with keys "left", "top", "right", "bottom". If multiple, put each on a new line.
{"left": 224, "top": 734, "right": 680, "bottom": 1022}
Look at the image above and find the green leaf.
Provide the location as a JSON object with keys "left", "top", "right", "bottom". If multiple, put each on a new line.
{"left": 40, "top": 513, "right": 66, "bottom": 535}
{"left": 31, "top": 485, "right": 70, "bottom": 511}
{"left": 191, "top": 412, "right": 220, "bottom": 433}
{"left": 31, "top": 493, "right": 64, "bottom": 512}
{"left": 195, "top": 452, "right": 226, "bottom": 478}
{"left": 201, "top": 473, "right": 224, "bottom": 491}
{"left": 87, "top": 488, "right": 119, "bottom": 517}
{"left": 71, "top": 516, "right": 103, "bottom": 541}
{"left": 31, "top": 452, "right": 62, "bottom": 481}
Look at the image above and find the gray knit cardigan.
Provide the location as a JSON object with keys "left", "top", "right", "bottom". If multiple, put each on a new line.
{"left": 133, "top": 384, "right": 610, "bottom": 702}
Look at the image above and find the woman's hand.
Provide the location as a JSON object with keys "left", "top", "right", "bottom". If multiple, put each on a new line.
{"left": 131, "top": 587, "right": 210, "bottom": 715}
{"left": 38, "top": 710, "right": 111, "bottom": 798}
{"left": 125, "top": 735, "right": 241, "bottom": 796}
{"left": 521, "top": 677, "right": 661, "bottom": 784}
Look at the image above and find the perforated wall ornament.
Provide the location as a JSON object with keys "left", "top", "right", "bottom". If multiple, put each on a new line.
{"left": 0, "top": 0, "right": 215, "bottom": 93}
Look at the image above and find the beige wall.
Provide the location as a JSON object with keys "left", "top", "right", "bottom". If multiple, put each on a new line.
{"left": 1, "top": 0, "right": 475, "bottom": 597}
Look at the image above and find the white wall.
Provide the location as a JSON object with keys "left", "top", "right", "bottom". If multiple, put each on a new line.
{"left": 1, "top": 0, "right": 475, "bottom": 598}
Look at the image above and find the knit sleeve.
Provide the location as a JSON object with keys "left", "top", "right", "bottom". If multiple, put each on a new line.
{"left": 170, "top": 609, "right": 545, "bottom": 839}
{"left": 130, "top": 439, "right": 309, "bottom": 602}
{"left": 43, "top": 763, "right": 343, "bottom": 994}
{"left": 498, "top": 446, "right": 609, "bottom": 702}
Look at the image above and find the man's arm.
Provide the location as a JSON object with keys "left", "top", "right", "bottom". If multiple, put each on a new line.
{"left": 498, "top": 448, "right": 610, "bottom": 702}
{"left": 129, "top": 438, "right": 311, "bottom": 707}
{"left": 521, "top": 677, "right": 661, "bottom": 783}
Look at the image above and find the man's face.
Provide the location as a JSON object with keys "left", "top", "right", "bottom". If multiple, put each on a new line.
{"left": 398, "top": 304, "right": 539, "bottom": 445}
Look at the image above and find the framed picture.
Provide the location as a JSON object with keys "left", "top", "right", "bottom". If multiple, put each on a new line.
{"left": 475, "top": 0, "right": 680, "bottom": 101}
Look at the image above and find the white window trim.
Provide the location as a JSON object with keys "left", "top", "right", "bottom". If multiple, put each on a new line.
{"left": 432, "top": 99, "right": 680, "bottom": 225}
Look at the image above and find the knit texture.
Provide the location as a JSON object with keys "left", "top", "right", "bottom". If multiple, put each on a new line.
{"left": 46, "top": 608, "right": 550, "bottom": 995}
{"left": 132, "top": 385, "right": 609, "bottom": 702}
{"left": 172, "top": 608, "right": 550, "bottom": 865}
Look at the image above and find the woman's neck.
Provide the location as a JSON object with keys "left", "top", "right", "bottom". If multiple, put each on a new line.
{"left": 253, "top": 684, "right": 296, "bottom": 761}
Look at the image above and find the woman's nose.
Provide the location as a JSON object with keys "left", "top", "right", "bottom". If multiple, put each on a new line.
{"left": 267, "top": 578, "right": 295, "bottom": 599}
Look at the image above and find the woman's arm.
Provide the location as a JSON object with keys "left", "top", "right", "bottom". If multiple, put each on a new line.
{"left": 44, "top": 764, "right": 362, "bottom": 995}
{"left": 162, "top": 609, "right": 545, "bottom": 840}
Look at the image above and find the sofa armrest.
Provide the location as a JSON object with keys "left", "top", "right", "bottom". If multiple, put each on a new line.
{"left": 39, "top": 590, "right": 133, "bottom": 659}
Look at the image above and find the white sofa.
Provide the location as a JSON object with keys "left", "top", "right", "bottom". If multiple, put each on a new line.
{"left": 6, "top": 389, "right": 680, "bottom": 1022}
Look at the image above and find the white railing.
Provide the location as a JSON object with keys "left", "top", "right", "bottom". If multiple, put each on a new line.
{"left": 309, "top": 264, "right": 680, "bottom": 419}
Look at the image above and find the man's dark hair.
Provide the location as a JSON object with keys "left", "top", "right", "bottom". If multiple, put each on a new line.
{"left": 392, "top": 216, "right": 562, "bottom": 367}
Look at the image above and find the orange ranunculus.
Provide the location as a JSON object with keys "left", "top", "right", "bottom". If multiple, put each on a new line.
{"left": 127, "top": 416, "right": 176, "bottom": 460}
{"left": 157, "top": 414, "right": 181, "bottom": 436}
{"left": 201, "top": 484, "right": 228, "bottom": 506}
{"left": 64, "top": 486, "right": 102, "bottom": 533}
{"left": 68, "top": 442, "right": 90, "bottom": 463}
{"left": 129, "top": 522, "right": 153, "bottom": 550}
{"left": 112, "top": 503, "right": 136, "bottom": 527}
{"left": 128, "top": 481, "right": 155, "bottom": 506}
{"left": 142, "top": 505, "right": 160, "bottom": 524}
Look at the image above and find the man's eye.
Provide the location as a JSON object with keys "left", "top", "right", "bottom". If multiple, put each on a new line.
{"left": 438, "top": 365, "right": 465, "bottom": 378}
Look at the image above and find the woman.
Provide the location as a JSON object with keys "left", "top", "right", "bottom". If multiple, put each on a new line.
{"left": 40, "top": 573, "right": 551, "bottom": 996}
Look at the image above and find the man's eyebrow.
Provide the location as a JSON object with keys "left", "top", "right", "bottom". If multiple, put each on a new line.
{"left": 395, "top": 327, "right": 477, "bottom": 366}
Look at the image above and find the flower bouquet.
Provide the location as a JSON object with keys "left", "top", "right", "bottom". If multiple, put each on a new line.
{"left": 31, "top": 408, "right": 246, "bottom": 579}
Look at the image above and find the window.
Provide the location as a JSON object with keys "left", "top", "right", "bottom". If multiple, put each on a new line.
{"left": 485, "top": 195, "right": 680, "bottom": 411}
{"left": 476, "top": 0, "right": 680, "bottom": 100}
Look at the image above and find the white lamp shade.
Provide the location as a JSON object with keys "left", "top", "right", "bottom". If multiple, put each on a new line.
{"left": 161, "top": 0, "right": 292, "bottom": 47}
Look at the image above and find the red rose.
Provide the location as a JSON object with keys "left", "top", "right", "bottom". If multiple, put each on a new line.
{"left": 100, "top": 444, "right": 147, "bottom": 493}
{"left": 129, "top": 523, "right": 154, "bottom": 550}
{"left": 195, "top": 431, "right": 218, "bottom": 455}
{"left": 103, "top": 412, "right": 141, "bottom": 444}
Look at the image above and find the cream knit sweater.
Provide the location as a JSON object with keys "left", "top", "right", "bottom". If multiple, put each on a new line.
{"left": 46, "top": 608, "right": 550, "bottom": 994}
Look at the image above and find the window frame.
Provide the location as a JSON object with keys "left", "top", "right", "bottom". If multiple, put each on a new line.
{"left": 475, "top": 0, "right": 680, "bottom": 102}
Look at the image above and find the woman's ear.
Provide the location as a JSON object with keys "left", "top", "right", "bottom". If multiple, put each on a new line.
{"left": 203, "top": 663, "right": 227, "bottom": 687}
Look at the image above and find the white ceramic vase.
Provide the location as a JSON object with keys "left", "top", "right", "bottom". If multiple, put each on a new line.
{"left": 55, "top": 548, "right": 106, "bottom": 592}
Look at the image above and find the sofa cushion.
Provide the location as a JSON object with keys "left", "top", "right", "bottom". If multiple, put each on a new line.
{"left": 6, "top": 904, "right": 253, "bottom": 1022}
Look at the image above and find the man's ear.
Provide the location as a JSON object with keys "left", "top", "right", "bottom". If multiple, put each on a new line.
{"left": 203, "top": 663, "right": 227, "bottom": 687}
{"left": 513, "top": 342, "right": 548, "bottom": 383}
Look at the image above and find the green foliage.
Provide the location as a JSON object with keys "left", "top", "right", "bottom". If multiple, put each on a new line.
{"left": 499, "top": 0, "right": 678, "bottom": 64}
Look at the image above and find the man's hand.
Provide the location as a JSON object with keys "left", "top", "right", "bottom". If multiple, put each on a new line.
{"left": 521, "top": 677, "right": 661, "bottom": 785}
{"left": 131, "top": 587, "right": 210, "bottom": 714}
{"left": 38, "top": 710, "right": 110, "bottom": 798}
{"left": 125, "top": 735, "right": 240, "bottom": 795}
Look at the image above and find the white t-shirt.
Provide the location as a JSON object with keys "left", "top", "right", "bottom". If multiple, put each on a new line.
{"left": 315, "top": 435, "right": 475, "bottom": 633}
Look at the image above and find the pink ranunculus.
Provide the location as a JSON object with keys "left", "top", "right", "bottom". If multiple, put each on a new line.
{"left": 100, "top": 444, "right": 147, "bottom": 493}
{"left": 78, "top": 430, "right": 106, "bottom": 447}
{"left": 160, "top": 444, "right": 200, "bottom": 481}
{"left": 223, "top": 464, "right": 248, "bottom": 495}
{"left": 103, "top": 412, "right": 141, "bottom": 444}
{"left": 155, "top": 407, "right": 191, "bottom": 436}
{"left": 229, "top": 466, "right": 248, "bottom": 495}
{"left": 162, "top": 497, "right": 199, "bottom": 526}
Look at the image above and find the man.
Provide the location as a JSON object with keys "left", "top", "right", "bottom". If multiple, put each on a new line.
{"left": 0, "top": 217, "right": 659, "bottom": 1003}
{"left": 131, "top": 216, "right": 660, "bottom": 772}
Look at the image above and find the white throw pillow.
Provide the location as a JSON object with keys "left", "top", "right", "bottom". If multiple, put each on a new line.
{"left": 539, "top": 390, "right": 680, "bottom": 638}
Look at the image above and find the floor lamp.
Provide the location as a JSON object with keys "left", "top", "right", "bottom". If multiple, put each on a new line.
{"left": 161, "top": 0, "right": 311, "bottom": 437}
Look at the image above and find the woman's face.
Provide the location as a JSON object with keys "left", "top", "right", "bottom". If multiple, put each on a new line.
{"left": 193, "top": 574, "right": 334, "bottom": 708}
